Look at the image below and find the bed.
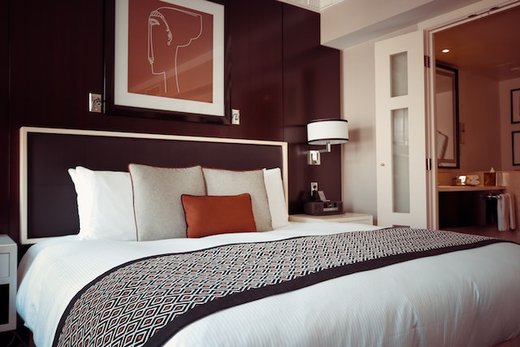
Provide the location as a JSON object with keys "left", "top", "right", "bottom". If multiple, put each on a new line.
{"left": 16, "top": 127, "right": 520, "bottom": 347}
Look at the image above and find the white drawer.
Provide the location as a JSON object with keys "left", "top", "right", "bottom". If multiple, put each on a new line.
{"left": 0, "top": 235, "right": 16, "bottom": 332}
{"left": 0, "top": 253, "right": 9, "bottom": 278}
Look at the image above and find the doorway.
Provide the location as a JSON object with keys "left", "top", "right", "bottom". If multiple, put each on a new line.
{"left": 430, "top": 4, "right": 520, "bottom": 228}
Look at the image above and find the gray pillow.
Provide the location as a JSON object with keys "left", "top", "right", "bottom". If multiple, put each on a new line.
{"left": 202, "top": 168, "right": 273, "bottom": 231}
{"left": 129, "top": 164, "right": 205, "bottom": 241}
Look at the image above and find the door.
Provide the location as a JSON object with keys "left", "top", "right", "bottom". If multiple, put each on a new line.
{"left": 375, "top": 30, "right": 430, "bottom": 228}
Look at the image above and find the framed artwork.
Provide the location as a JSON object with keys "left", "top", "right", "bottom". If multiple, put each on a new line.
{"left": 512, "top": 131, "right": 520, "bottom": 166}
{"left": 511, "top": 88, "right": 520, "bottom": 124}
{"left": 104, "top": 0, "right": 229, "bottom": 123}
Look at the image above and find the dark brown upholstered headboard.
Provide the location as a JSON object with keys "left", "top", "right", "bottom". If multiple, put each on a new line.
{"left": 20, "top": 127, "right": 287, "bottom": 244}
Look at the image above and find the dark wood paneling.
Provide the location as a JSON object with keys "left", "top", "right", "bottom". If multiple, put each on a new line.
{"left": 282, "top": 4, "right": 341, "bottom": 213}
{"left": 0, "top": 0, "right": 8, "bottom": 234}
{"left": 9, "top": 1, "right": 104, "bottom": 130}
{"left": 5, "top": 0, "right": 341, "bottom": 241}
{"left": 228, "top": 0, "right": 284, "bottom": 141}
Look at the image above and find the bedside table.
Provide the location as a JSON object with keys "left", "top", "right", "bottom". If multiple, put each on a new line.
{"left": 0, "top": 235, "right": 16, "bottom": 332}
{"left": 289, "top": 212, "right": 373, "bottom": 225}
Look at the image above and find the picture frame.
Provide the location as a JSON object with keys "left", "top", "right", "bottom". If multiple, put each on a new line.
{"left": 104, "top": 0, "right": 229, "bottom": 123}
{"left": 512, "top": 88, "right": 520, "bottom": 124}
{"left": 512, "top": 131, "right": 520, "bottom": 166}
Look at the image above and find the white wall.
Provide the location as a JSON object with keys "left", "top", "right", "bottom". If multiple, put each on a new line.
{"left": 458, "top": 69, "right": 501, "bottom": 171}
{"left": 499, "top": 77, "right": 520, "bottom": 171}
{"left": 341, "top": 42, "right": 378, "bottom": 220}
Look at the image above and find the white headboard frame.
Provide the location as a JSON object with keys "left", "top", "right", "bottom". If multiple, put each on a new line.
{"left": 20, "top": 126, "right": 288, "bottom": 244}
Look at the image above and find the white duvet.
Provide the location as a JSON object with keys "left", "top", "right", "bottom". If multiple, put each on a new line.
{"left": 17, "top": 222, "right": 520, "bottom": 347}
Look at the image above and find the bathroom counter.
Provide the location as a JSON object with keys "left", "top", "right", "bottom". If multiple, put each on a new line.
{"left": 438, "top": 186, "right": 505, "bottom": 228}
{"left": 438, "top": 185, "right": 505, "bottom": 192}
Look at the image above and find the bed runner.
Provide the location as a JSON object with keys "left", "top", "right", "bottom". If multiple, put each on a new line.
{"left": 53, "top": 228, "right": 503, "bottom": 347}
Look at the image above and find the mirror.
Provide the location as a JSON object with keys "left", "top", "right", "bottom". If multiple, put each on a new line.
{"left": 436, "top": 64, "right": 459, "bottom": 168}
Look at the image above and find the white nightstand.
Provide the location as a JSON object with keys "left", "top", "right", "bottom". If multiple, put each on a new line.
{"left": 0, "top": 235, "right": 16, "bottom": 332}
{"left": 289, "top": 212, "right": 374, "bottom": 225}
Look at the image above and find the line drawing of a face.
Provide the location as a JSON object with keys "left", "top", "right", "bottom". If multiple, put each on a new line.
{"left": 147, "top": 7, "right": 203, "bottom": 95}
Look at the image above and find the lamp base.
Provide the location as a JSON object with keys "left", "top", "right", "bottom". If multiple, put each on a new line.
{"left": 307, "top": 150, "right": 321, "bottom": 165}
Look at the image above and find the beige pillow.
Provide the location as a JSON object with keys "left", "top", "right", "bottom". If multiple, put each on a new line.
{"left": 202, "top": 168, "right": 273, "bottom": 231}
{"left": 129, "top": 164, "right": 205, "bottom": 240}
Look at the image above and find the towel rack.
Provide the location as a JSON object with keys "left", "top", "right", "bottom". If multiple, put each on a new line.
{"left": 482, "top": 193, "right": 502, "bottom": 199}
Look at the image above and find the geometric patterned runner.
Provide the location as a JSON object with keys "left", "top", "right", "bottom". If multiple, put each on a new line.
{"left": 53, "top": 228, "right": 504, "bottom": 347}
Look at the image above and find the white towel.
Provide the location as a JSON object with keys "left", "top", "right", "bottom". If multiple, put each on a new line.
{"left": 497, "top": 194, "right": 509, "bottom": 231}
{"left": 497, "top": 193, "right": 517, "bottom": 231}
{"left": 508, "top": 193, "right": 516, "bottom": 230}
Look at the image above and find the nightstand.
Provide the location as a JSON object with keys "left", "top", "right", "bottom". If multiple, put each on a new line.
{"left": 0, "top": 235, "right": 16, "bottom": 332}
{"left": 289, "top": 212, "right": 374, "bottom": 225}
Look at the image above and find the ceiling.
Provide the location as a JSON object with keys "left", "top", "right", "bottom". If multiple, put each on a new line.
{"left": 279, "top": 1, "right": 520, "bottom": 81}
{"left": 434, "top": 5, "right": 520, "bottom": 81}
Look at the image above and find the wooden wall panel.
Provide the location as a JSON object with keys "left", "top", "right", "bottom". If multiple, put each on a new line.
{"left": 4, "top": 0, "right": 340, "bottom": 241}
{"left": 0, "top": 0, "right": 8, "bottom": 235}
{"left": 282, "top": 4, "right": 342, "bottom": 213}
{"left": 227, "top": 0, "right": 284, "bottom": 141}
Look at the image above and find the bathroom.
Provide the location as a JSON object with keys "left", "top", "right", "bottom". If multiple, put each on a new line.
{"left": 434, "top": 5, "right": 520, "bottom": 230}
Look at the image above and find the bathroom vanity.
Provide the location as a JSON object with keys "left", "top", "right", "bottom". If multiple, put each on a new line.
{"left": 438, "top": 185, "right": 505, "bottom": 228}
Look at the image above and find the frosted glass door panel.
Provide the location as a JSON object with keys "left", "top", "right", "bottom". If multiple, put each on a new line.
{"left": 375, "top": 30, "right": 428, "bottom": 228}
{"left": 390, "top": 52, "right": 408, "bottom": 97}
{"left": 392, "top": 108, "right": 410, "bottom": 213}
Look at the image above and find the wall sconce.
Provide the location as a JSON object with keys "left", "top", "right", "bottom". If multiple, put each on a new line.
{"left": 307, "top": 119, "right": 349, "bottom": 165}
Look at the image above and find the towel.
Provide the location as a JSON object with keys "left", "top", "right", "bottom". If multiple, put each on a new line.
{"left": 508, "top": 193, "right": 516, "bottom": 230}
{"left": 497, "top": 194, "right": 508, "bottom": 231}
{"left": 497, "top": 193, "right": 516, "bottom": 231}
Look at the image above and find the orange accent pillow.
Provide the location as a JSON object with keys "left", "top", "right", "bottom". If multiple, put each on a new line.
{"left": 181, "top": 193, "right": 257, "bottom": 238}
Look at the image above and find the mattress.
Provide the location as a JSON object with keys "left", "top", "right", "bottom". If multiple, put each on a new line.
{"left": 17, "top": 222, "right": 520, "bottom": 347}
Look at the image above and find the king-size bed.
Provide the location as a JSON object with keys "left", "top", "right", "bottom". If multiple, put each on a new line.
{"left": 16, "top": 127, "right": 520, "bottom": 346}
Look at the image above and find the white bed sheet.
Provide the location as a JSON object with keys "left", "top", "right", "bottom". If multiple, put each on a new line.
{"left": 17, "top": 222, "right": 520, "bottom": 347}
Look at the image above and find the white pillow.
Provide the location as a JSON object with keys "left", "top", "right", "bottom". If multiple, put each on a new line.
{"left": 202, "top": 168, "right": 273, "bottom": 231}
{"left": 68, "top": 166, "right": 136, "bottom": 241}
{"left": 263, "top": 168, "right": 289, "bottom": 229}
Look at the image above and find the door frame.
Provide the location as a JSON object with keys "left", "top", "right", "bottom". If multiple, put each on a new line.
{"left": 420, "top": 0, "right": 520, "bottom": 229}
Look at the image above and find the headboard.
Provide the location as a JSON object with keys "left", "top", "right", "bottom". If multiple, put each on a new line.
{"left": 20, "top": 127, "right": 288, "bottom": 244}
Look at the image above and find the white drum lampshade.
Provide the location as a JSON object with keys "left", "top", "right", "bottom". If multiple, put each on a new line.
{"left": 306, "top": 119, "right": 349, "bottom": 165}
{"left": 307, "top": 119, "right": 349, "bottom": 145}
